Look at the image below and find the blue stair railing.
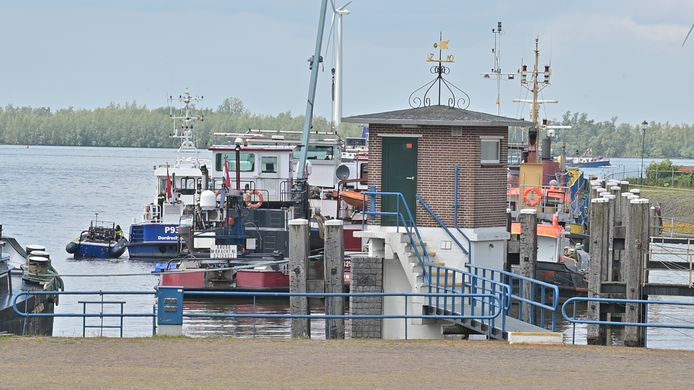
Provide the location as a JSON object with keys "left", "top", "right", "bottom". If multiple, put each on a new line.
{"left": 428, "top": 264, "right": 510, "bottom": 338}
{"left": 465, "top": 264, "right": 560, "bottom": 331}
{"left": 362, "top": 190, "right": 431, "bottom": 284}
{"left": 417, "top": 195, "right": 470, "bottom": 256}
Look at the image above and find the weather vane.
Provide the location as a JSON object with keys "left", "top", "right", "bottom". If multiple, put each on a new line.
{"left": 408, "top": 33, "right": 470, "bottom": 109}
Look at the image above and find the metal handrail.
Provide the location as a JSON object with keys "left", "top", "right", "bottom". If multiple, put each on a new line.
{"left": 361, "top": 190, "right": 430, "bottom": 282}
{"left": 417, "top": 195, "right": 469, "bottom": 255}
{"left": 183, "top": 291, "right": 502, "bottom": 340}
{"left": 427, "top": 264, "right": 510, "bottom": 337}
{"left": 12, "top": 290, "right": 157, "bottom": 336}
{"left": 562, "top": 297, "right": 694, "bottom": 344}
{"left": 465, "top": 263, "right": 560, "bottom": 331}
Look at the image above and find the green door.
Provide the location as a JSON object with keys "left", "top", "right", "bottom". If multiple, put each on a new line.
{"left": 381, "top": 137, "right": 418, "bottom": 226}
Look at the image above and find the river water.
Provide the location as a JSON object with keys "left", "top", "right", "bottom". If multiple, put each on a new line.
{"left": 1, "top": 145, "right": 693, "bottom": 349}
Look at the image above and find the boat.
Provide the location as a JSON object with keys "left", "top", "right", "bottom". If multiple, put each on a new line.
{"left": 0, "top": 225, "right": 63, "bottom": 335}
{"left": 155, "top": 177, "right": 296, "bottom": 292}
{"left": 567, "top": 148, "right": 610, "bottom": 168}
{"left": 504, "top": 37, "right": 591, "bottom": 294}
{"left": 65, "top": 218, "right": 128, "bottom": 259}
{"left": 127, "top": 89, "right": 208, "bottom": 258}
{"left": 509, "top": 217, "right": 588, "bottom": 294}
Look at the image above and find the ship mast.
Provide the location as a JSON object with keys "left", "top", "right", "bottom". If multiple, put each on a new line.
{"left": 169, "top": 88, "right": 204, "bottom": 167}
{"left": 514, "top": 37, "right": 556, "bottom": 164}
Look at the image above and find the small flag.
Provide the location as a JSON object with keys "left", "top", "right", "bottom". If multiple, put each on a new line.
{"left": 165, "top": 165, "right": 173, "bottom": 201}
{"left": 224, "top": 156, "right": 231, "bottom": 188}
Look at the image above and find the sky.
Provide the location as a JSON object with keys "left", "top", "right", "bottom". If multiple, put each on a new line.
{"left": 0, "top": 0, "right": 693, "bottom": 125}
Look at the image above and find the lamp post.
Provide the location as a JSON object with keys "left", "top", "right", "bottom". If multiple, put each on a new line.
{"left": 640, "top": 120, "right": 648, "bottom": 185}
{"left": 234, "top": 137, "right": 242, "bottom": 191}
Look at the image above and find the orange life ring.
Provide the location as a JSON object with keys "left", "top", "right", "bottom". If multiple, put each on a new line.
{"left": 244, "top": 190, "right": 264, "bottom": 209}
{"left": 523, "top": 187, "right": 542, "bottom": 207}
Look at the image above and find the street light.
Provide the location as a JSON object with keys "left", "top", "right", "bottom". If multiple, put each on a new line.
{"left": 234, "top": 137, "right": 243, "bottom": 191}
{"left": 640, "top": 120, "right": 648, "bottom": 185}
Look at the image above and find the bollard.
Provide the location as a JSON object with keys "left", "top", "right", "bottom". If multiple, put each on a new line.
{"left": 157, "top": 286, "right": 184, "bottom": 336}
{"left": 289, "top": 218, "right": 310, "bottom": 339}
{"left": 324, "top": 219, "right": 345, "bottom": 339}
{"left": 519, "top": 208, "right": 537, "bottom": 323}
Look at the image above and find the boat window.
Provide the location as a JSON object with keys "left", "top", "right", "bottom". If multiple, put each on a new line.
{"left": 293, "top": 145, "right": 335, "bottom": 160}
{"left": 179, "top": 177, "right": 196, "bottom": 195}
{"left": 215, "top": 152, "right": 255, "bottom": 172}
{"left": 480, "top": 138, "right": 501, "bottom": 165}
{"left": 261, "top": 156, "right": 278, "bottom": 173}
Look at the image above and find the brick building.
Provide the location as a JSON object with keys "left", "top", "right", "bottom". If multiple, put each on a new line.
{"left": 344, "top": 104, "right": 530, "bottom": 269}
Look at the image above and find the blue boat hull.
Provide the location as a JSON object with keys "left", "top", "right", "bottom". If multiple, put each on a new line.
{"left": 127, "top": 223, "right": 179, "bottom": 259}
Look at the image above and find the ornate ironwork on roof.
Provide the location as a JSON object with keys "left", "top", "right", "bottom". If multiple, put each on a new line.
{"left": 408, "top": 33, "right": 471, "bottom": 109}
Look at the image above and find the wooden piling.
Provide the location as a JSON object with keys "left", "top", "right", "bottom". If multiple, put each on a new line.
{"left": 289, "top": 218, "right": 310, "bottom": 339}
{"left": 588, "top": 198, "right": 609, "bottom": 345}
{"left": 602, "top": 194, "right": 617, "bottom": 281}
{"left": 624, "top": 199, "right": 649, "bottom": 347}
{"left": 324, "top": 219, "right": 345, "bottom": 339}
{"left": 519, "top": 208, "right": 537, "bottom": 322}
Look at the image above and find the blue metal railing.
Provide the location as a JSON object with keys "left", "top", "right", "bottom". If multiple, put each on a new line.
{"left": 453, "top": 166, "right": 473, "bottom": 260}
{"left": 361, "top": 190, "right": 431, "bottom": 282}
{"left": 417, "top": 195, "right": 470, "bottom": 256}
{"left": 184, "top": 291, "right": 501, "bottom": 339}
{"left": 465, "top": 264, "right": 560, "bottom": 331}
{"left": 562, "top": 297, "right": 694, "bottom": 344}
{"left": 12, "top": 290, "right": 157, "bottom": 337}
{"left": 12, "top": 289, "right": 502, "bottom": 339}
{"left": 427, "top": 264, "right": 510, "bottom": 337}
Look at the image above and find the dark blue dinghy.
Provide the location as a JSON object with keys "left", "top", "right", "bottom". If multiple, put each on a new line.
{"left": 66, "top": 219, "right": 128, "bottom": 259}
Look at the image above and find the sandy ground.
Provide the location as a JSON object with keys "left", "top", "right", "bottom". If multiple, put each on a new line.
{"left": 1, "top": 337, "right": 693, "bottom": 389}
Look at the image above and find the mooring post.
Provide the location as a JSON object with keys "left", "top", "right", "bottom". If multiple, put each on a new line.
{"left": 624, "top": 199, "right": 649, "bottom": 347}
{"left": 588, "top": 198, "right": 609, "bottom": 345}
{"left": 289, "top": 218, "right": 310, "bottom": 339}
{"left": 519, "top": 208, "right": 537, "bottom": 322}
{"left": 602, "top": 194, "right": 617, "bottom": 281}
{"left": 324, "top": 219, "right": 345, "bottom": 339}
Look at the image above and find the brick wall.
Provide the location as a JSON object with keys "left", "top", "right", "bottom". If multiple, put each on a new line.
{"left": 349, "top": 256, "right": 383, "bottom": 338}
{"left": 368, "top": 124, "right": 507, "bottom": 228}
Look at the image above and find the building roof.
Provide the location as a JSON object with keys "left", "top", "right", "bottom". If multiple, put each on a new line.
{"left": 342, "top": 105, "right": 532, "bottom": 128}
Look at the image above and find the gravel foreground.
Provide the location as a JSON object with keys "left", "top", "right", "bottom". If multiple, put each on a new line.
{"left": 1, "top": 337, "right": 693, "bottom": 389}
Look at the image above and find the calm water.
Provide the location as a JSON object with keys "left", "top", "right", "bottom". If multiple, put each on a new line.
{"left": 1, "top": 146, "right": 692, "bottom": 348}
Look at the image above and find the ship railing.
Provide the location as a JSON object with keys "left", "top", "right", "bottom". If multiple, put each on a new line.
{"left": 562, "top": 297, "right": 694, "bottom": 344}
{"left": 12, "top": 290, "right": 156, "bottom": 337}
{"left": 360, "top": 190, "right": 430, "bottom": 283}
{"left": 465, "top": 264, "right": 560, "bottom": 331}
{"left": 508, "top": 184, "right": 572, "bottom": 215}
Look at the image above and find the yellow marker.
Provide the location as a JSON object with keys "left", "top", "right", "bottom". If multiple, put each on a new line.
{"left": 437, "top": 40, "right": 449, "bottom": 50}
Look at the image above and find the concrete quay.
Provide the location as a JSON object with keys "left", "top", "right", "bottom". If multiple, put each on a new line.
{"left": 1, "top": 338, "right": 693, "bottom": 389}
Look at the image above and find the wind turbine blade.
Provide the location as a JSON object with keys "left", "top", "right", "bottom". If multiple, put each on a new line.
{"left": 683, "top": 23, "right": 694, "bottom": 47}
{"left": 339, "top": 1, "right": 353, "bottom": 10}
{"left": 331, "top": 0, "right": 337, "bottom": 13}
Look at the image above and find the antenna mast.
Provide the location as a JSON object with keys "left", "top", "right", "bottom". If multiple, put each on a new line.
{"left": 482, "top": 21, "right": 515, "bottom": 116}
{"left": 169, "top": 88, "right": 204, "bottom": 167}
{"left": 513, "top": 37, "right": 556, "bottom": 163}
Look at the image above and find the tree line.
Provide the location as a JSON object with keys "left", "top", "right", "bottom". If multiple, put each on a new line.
{"left": 554, "top": 112, "right": 694, "bottom": 159}
{"left": 0, "top": 98, "right": 363, "bottom": 149}
{"left": 0, "top": 100, "right": 692, "bottom": 159}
